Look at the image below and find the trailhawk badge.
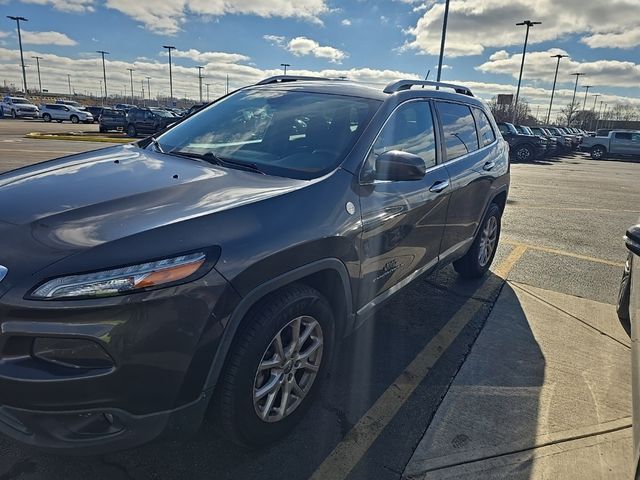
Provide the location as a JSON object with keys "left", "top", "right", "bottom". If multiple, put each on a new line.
{"left": 0, "top": 266, "right": 7, "bottom": 283}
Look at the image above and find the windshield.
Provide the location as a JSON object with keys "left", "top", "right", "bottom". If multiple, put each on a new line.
{"left": 157, "top": 89, "right": 381, "bottom": 180}
{"left": 11, "top": 98, "right": 31, "bottom": 104}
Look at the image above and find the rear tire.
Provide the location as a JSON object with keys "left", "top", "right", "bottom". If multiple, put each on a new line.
{"left": 454, "top": 203, "right": 502, "bottom": 279}
{"left": 42, "top": 113, "right": 51, "bottom": 122}
{"left": 127, "top": 124, "right": 137, "bottom": 137}
{"left": 217, "top": 283, "right": 334, "bottom": 447}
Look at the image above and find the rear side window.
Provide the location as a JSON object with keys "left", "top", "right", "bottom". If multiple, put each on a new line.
{"left": 614, "top": 132, "right": 632, "bottom": 140}
{"left": 472, "top": 109, "right": 496, "bottom": 147}
{"left": 370, "top": 101, "right": 437, "bottom": 169}
{"left": 436, "top": 102, "right": 479, "bottom": 160}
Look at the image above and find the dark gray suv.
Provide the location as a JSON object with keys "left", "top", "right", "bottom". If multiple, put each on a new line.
{"left": 0, "top": 76, "right": 509, "bottom": 454}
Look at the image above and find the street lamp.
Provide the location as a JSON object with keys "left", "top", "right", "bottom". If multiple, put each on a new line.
{"left": 590, "top": 93, "right": 600, "bottom": 131}
{"left": 546, "top": 53, "right": 568, "bottom": 124}
{"left": 31, "top": 55, "right": 42, "bottom": 94}
{"left": 146, "top": 76, "right": 151, "bottom": 103}
{"left": 568, "top": 72, "right": 584, "bottom": 126}
{"left": 96, "top": 50, "right": 109, "bottom": 102}
{"left": 127, "top": 68, "right": 134, "bottom": 104}
{"left": 7, "top": 16, "right": 28, "bottom": 94}
{"left": 512, "top": 20, "right": 541, "bottom": 123}
{"left": 196, "top": 66, "right": 204, "bottom": 103}
{"left": 163, "top": 45, "right": 176, "bottom": 103}
{"left": 436, "top": 0, "right": 451, "bottom": 83}
{"left": 581, "top": 85, "right": 592, "bottom": 111}
{"left": 205, "top": 83, "right": 211, "bottom": 102}
{"left": 280, "top": 63, "right": 290, "bottom": 75}
{"left": 67, "top": 74, "right": 72, "bottom": 98}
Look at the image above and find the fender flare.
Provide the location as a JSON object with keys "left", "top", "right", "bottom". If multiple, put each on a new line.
{"left": 201, "top": 258, "right": 354, "bottom": 392}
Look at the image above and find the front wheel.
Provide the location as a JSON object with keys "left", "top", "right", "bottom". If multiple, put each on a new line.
{"left": 127, "top": 124, "right": 137, "bottom": 137}
{"left": 514, "top": 144, "right": 533, "bottom": 162}
{"left": 217, "top": 284, "right": 334, "bottom": 447}
{"left": 454, "top": 203, "right": 502, "bottom": 279}
{"left": 591, "top": 145, "right": 606, "bottom": 160}
{"left": 11, "top": 109, "right": 17, "bottom": 119}
{"left": 70, "top": 115, "right": 79, "bottom": 124}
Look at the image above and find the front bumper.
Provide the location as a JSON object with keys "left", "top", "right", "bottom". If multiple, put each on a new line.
{"left": 16, "top": 110, "right": 39, "bottom": 118}
{"left": 0, "top": 267, "right": 238, "bottom": 453}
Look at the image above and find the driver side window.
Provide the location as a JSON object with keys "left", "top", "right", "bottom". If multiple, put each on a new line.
{"left": 369, "top": 101, "right": 437, "bottom": 171}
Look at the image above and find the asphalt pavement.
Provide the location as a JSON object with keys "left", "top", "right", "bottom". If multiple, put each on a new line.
{"left": 0, "top": 119, "right": 638, "bottom": 479}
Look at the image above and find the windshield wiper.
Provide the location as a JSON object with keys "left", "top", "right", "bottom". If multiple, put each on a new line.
{"left": 168, "top": 150, "right": 264, "bottom": 175}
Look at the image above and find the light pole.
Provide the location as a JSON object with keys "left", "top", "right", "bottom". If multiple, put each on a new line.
{"left": 127, "top": 68, "right": 134, "bottom": 104}
{"left": 226, "top": 74, "right": 229, "bottom": 95}
{"left": 595, "top": 100, "right": 604, "bottom": 131}
{"left": 436, "top": 0, "right": 451, "bottom": 83}
{"left": 96, "top": 50, "right": 109, "bottom": 102}
{"left": 7, "top": 16, "right": 28, "bottom": 94}
{"left": 581, "top": 85, "right": 592, "bottom": 111}
{"left": 31, "top": 55, "right": 42, "bottom": 94}
{"left": 196, "top": 66, "right": 204, "bottom": 103}
{"left": 146, "top": 76, "right": 151, "bottom": 103}
{"left": 591, "top": 93, "right": 600, "bottom": 130}
{"left": 205, "top": 83, "right": 211, "bottom": 102}
{"left": 67, "top": 74, "right": 72, "bottom": 98}
{"left": 280, "top": 63, "right": 290, "bottom": 75}
{"left": 546, "top": 53, "right": 568, "bottom": 124}
{"left": 512, "top": 20, "right": 541, "bottom": 123}
{"left": 99, "top": 80, "right": 103, "bottom": 105}
{"left": 567, "top": 72, "right": 583, "bottom": 126}
{"left": 163, "top": 45, "right": 176, "bottom": 104}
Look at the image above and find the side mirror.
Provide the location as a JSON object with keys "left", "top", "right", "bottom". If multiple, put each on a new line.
{"left": 625, "top": 224, "right": 640, "bottom": 256}
{"left": 375, "top": 150, "right": 426, "bottom": 181}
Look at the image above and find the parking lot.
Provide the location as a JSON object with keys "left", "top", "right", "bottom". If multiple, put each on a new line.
{"left": 0, "top": 119, "right": 638, "bottom": 479}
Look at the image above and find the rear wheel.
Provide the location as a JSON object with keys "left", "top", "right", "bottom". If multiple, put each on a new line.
{"left": 42, "top": 113, "right": 51, "bottom": 122}
{"left": 127, "top": 124, "right": 137, "bottom": 137}
{"left": 591, "top": 145, "right": 606, "bottom": 160}
{"left": 217, "top": 284, "right": 334, "bottom": 447}
{"left": 454, "top": 203, "right": 502, "bottom": 279}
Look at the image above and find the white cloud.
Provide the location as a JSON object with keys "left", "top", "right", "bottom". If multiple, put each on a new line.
{"left": 103, "top": 0, "right": 328, "bottom": 34}
{"left": 170, "top": 48, "right": 250, "bottom": 64}
{"left": 341, "top": 19, "right": 351, "bottom": 26}
{"left": 21, "top": 0, "right": 95, "bottom": 13}
{"left": 403, "top": 0, "right": 640, "bottom": 57}
{"left": 263, "top": 34, "right": 286, "bottom": 47}
{"left": 0, "top": 31, "right": 10, "bottom": 39}
{"left": 476, "top": 48, "right": 640, "bottom": 88}
{"left": 21, "top": 30, "right": 77, "bottom": 46}
{"left": 286, "top": 37, "right": 348, "bottom": 63}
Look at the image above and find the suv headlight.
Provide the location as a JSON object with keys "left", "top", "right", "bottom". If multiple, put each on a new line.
{"left": 31, "top": 252, "right": 206, "bottom": 299}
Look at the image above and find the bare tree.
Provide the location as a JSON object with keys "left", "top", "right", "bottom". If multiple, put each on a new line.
{"left": 488, "top": 97, "right": 536, "bottom": 125}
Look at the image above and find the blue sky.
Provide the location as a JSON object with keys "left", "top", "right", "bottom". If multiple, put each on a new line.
{"left": 1, "top": 0, "right": 639, "bottom": 118}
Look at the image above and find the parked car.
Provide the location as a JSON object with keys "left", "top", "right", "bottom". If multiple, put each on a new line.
{"left": 617, "top": 221, "right": 640, "bottom": 475}
{"left": 497, "top": 122, "right": 544, "bottom": 161}
{"left": 114, "top": 103, "right": 136, "bottom": 112}
{"left": 125, "top": 107, "right": 177, "bottom": 137}
{"left": 514, "top": 125, "right": 551, "bottom": 157}
{"left": 529, "top": 126, "right": 560, "bottom": 156}
{"left": 596, "top": 128, "right": 612, "bottom": 137}
{"left": 0, "top": 96, "right": 39, "bottom": 119}
{"left": 580, "top": 130, "right": 640, "bottom": 159}
{"left": 56, "top": 99, "right": 87, "bottom": 111}
{"left": 85, "top": 106, "right": 103, "bottom": 123}
{"left": 539, "top": 126, "right": 573, "bottom": 153}
{"left": 40, "top": 104, "right": 94, "bottom": 124}
{"left": 98, "top": 108, "right": 127, "bottom": 132}
{"left": 0, "top": 76, "right": 509, "bottom": 454}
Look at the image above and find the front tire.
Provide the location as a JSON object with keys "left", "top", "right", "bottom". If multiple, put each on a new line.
{"left": 11, "top": 109, "right": 17, "bottom": 119}
{"left": 127, "top": 124, "right": 137, "bottom": 137}
{"left": 514, "top": 144, "right": 533, "bottom": 162}
{"left": 217, "top": 284, "right": 334, "bottom": 447}
{"left": 454, "top": 203, "right": 502, "bottom": 279}
{"left": 591, "top": 145, "right": 606, "bottom": 160}
{"left": 70, "top": 115, "right": 79, "bottom": 124}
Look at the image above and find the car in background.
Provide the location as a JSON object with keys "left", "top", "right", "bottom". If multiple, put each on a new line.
{"left": 596, "top": 128, "right": 613, "bottom": 137}
{"left": 529, "top": 126, "right": 560, "bottom": 156}
{"left": 580, "top": 130, "right": 640, "bottom": 160}
{"left": 125, "top": 107, "right": 177, "bottom": 137}
{"left": 114, "top": 103, "right": 136, "bottom": 112}
{"left": 56, "top": 99, "right": 87, "bottom": 111}
{"left": 98, "top": 108, "right": 127, "bottom": 132}
{"left": 40, "top": 104, "right": 94, "bottom": 124}
{"left": 616, "top": 221, "right": 640, "bottom": 477}
{"left": 497, "top": 122, "right": 545, "bottom": 161}
{"left": 85, "top": 106, "right": 103, "bottom": 123}
{"left": 0, "top": 96, "right": 39, "bottom": 119}
{"left": 540, "top": 126, "right": 573, "bottom": 153}
{"left": 187, "top": 103, "right": 206, "bottom": 116}
{"left": 514, "top": 125, "right": 551, "bottom": 157}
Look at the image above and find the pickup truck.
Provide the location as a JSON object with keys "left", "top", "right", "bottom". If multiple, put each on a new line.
{"left": 581, "top": 130, "right": 640, "bottom": 160}
{"left": 497, "top": 122, "right": 545, "bottom": 161}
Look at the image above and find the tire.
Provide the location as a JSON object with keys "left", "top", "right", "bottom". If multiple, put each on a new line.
{"left": 70, "top": 115, "right": 79, "bottom": 124}
{"left": 591, "top": 145, "right": 606, "bottom": 160}
{"left": 514, "top": 144, "right": 534, "bottom": 162}
{"left": 453, "top": 203, "right": 502, "bottom": 279}
{"left": 42, "top": 113, "right": 51, "bottom": 122}
{"left": 217, "top": 283, "right": 334, "bottom": 447}
{"left": 11, "top": 109, "right": 17, "bottom": 119}
{"left": 616, "top": 254, "right": 632, "bottom": 336}
{"left": 99, "top": 126, "right": 106, "bottom": 133}
{"left": 127, "top": 124, "right": 137, "bottom": 137}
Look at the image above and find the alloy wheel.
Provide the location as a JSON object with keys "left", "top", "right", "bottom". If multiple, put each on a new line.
{"left": 253, "top": 315, "right": 324, "bottom": 423}
{"left": 478, "top": 215, "right": 498, "bottom": 267}
{"left": 516, "top": 146, "right": 531, "bottom": 161}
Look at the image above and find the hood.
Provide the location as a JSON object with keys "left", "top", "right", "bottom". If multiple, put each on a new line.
{"left": 0, "top": 145, "right": 309, "bottom": 278}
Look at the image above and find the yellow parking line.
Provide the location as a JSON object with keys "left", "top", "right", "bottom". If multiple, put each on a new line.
{"left": 309, "top": 245, "right": 528, "bottom": 480}
{"left": 501, "top": 239, "right": 624, "bottom": 268}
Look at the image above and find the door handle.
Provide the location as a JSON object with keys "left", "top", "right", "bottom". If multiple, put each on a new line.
{"left": 429, "top": 180, "right": 450, "bottom": 193}
{"left": 483, "top": 161, "right": 496, "bottom": 171}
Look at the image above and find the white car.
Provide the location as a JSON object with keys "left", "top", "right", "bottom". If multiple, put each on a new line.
{"left": 0, "top": 96, "right": 40, "bottom": 119}
{"left": 40, "top": 104, "right": 93, "bottom": 124}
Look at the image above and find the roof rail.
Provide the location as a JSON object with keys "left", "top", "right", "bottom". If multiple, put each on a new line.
{"left": 255, "top": 75, "right": 340, "bottom": 85}
{"left": 383, "top": 80, "right": 473, "bottom": 96}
